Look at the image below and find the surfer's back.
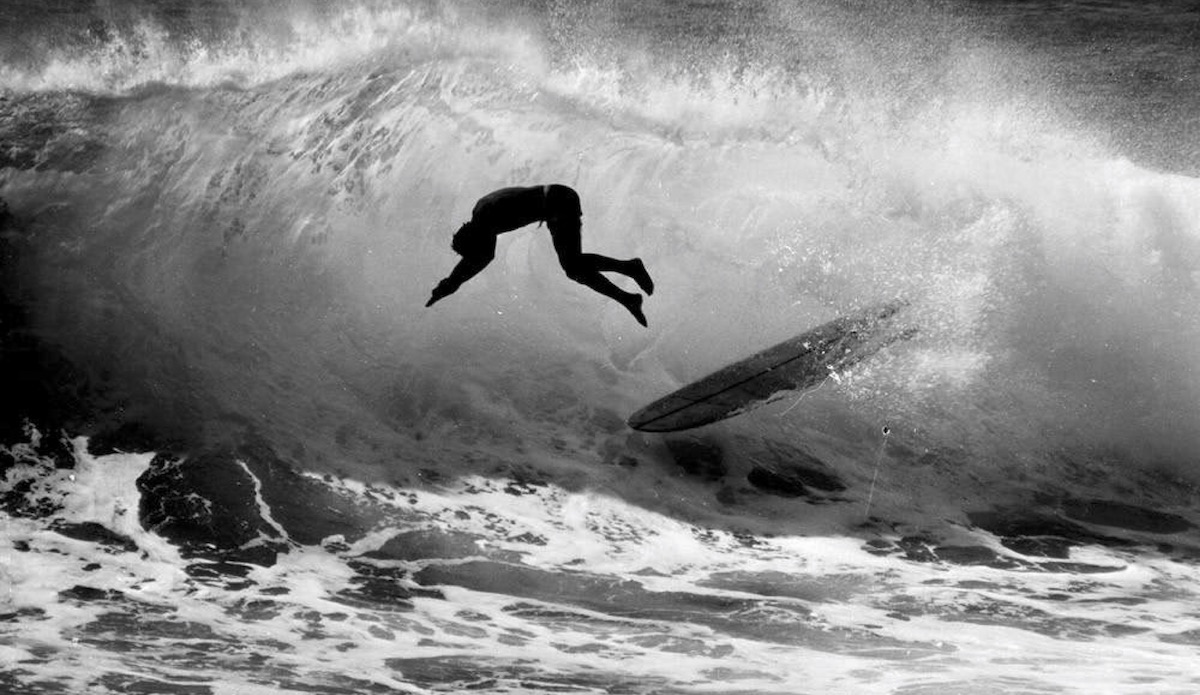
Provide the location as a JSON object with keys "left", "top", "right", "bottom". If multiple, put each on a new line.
{"left": 471, "top": 186, "right": 545, "bottom": 234}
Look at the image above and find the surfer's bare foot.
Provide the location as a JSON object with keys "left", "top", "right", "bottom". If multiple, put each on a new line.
{"left": 630, "top": 258, "right": 654, "bottom": 295}
{"left": 625, "top": 294, "right": 647, "bottom": 327}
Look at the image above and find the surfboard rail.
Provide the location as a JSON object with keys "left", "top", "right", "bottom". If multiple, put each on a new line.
{"left": 627, "top": 300, "right": 914, "bottom": 432}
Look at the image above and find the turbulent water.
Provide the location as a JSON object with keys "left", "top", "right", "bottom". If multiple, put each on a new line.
{"left": 3, "top": 1, "right": 1200, "bottom": 693}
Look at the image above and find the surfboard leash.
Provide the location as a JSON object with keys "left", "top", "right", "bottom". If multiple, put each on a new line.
{"left": 863, "top": 425, "right": 890, "bottom": 521}
{"left": 775, "top": 373, "right": 833, "bottom": 417}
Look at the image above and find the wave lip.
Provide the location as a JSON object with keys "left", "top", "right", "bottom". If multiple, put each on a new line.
{"left": 0, "top": 2, "right": 540, "bottom": 94}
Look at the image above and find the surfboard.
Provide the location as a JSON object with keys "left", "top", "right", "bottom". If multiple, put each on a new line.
{"left": 627, "top": 300, "right": 915, "bottom": 432}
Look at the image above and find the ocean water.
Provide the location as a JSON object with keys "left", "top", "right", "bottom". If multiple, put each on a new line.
{"left": 2, "top": 0, "right": 1200, "bottom": 693}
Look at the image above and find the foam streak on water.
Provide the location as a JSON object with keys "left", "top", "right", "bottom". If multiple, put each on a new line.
{"left": 4, "top": 438, "right": 1200, "bottom": 693}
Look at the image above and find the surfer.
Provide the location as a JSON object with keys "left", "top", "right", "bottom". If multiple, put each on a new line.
{"left": 425, "top": 184, "right": 655, "bottom": 326}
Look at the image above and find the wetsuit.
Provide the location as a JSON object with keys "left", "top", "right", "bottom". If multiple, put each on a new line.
{"left": 427, "top": 184, "right": 654, "bottom": 326}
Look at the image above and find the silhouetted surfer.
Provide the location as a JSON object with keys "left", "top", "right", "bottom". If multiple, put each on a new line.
{"left": 426, "top": 184, "right": 655, "bottom": 326}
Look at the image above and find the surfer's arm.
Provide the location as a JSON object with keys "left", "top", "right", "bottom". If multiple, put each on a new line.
{"left": 425, "top": 281, "right": 452, "bottom": 307}
{"left": 426, "top": 254, "right": 492, "bottom": 307}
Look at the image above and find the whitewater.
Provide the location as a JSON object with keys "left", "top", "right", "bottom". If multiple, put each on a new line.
{"left": 3, "top": 1, "right": 1200, "bottom": 692}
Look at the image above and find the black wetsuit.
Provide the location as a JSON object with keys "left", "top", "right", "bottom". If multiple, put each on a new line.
{"left": 427, "top": 184, "right": 654, "bottom": 326}
{"left": 451, "top": 184, "right": 579, "bottom": 260}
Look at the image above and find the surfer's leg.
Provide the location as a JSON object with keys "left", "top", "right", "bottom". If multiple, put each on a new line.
{"left": 560, "top": 256, "right": 647, "bottom": 326}
{"left": 544, "top": 185, "right": 653, "bottom": 294}
{"left": 549, "top": 217, "right": 646, "bottom": 326}
{"left": 580, "top": 254, "right": 654, "bottom": 296}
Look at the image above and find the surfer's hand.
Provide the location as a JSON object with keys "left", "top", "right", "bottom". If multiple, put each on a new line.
{"left": 426, "top": 284, "right": 451, "bottom": 307}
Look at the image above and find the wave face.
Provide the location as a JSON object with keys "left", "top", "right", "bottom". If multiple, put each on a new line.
{"left": 5, "top": 0, "right": 1199, "bottom": 492}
